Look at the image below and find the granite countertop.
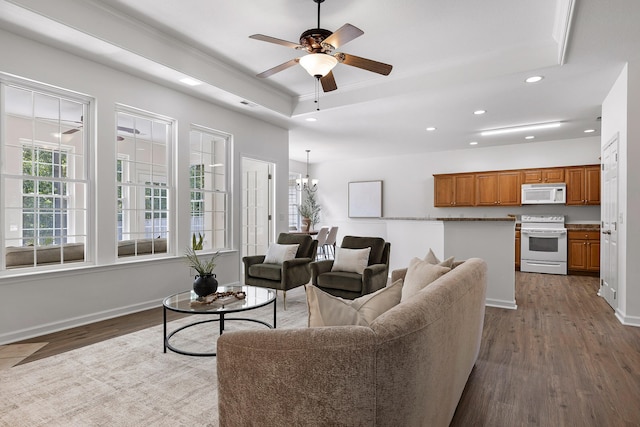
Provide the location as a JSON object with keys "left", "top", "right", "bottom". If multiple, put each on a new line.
{"left": 566, "top": 224, "right": 601, "bottom": 231}
{"left": 515, "top": 223, "right": 600, "bottom": 231}
{"left": 383, "top": 217, "right": 516, "bottom": 222}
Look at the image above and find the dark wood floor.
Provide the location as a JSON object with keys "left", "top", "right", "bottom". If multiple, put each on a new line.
{"left": 451, "top": 272, "right": 640, "bottom": 427}
{"left": 13, "top": 272, "right": 640, "bottom": 426}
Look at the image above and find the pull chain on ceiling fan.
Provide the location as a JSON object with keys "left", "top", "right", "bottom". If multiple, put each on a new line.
{"left": 249, "top": 0, "right": 393, "bottom": 109}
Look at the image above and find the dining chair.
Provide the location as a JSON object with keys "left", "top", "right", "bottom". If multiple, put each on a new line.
{"left": 314, "top": 226, "right": 330, "bottom": 259}
{"left": 323, "top": 226, "right": 339, "bottom": 259}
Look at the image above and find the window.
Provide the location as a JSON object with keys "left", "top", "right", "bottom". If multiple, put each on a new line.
{"left": 189, "top": 126, "right": 230, "bottom": 251}
{"left": 288, "top": 173, "right": 301, "bottom": 231}
{"left": 116, "top": 108, "right": 173, "bottom": 258}
{"left": 1, "top": 80, "right": 89, "bottom": 270}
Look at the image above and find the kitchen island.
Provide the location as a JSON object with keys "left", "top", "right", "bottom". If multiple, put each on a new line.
{"left": 385, "top": 217, "right": 517, "bottom": 309}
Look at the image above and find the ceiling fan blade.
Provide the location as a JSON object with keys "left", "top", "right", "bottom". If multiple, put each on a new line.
{"left": 117, "top": 126, "right": 141, "bottom": 135}
{"left": 320, "top": 71, "right": 338, "bottom": 92}
{"left": 62, "top": 128, "right": 80, "bottom": 135}
{"left": 256, "top": 58, "right": 300, "bottom": 78}
{"left": 337, "top": 53, "right": 393, "bottom": 76}
{"left": 323, "top": 24, "right": 364, "bottom": 49}
{"left": 249, "top": 34, "right": 303, "bottom": 50}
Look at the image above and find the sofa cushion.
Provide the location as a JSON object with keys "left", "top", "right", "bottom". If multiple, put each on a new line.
{"left": 306, "top": 279, "right": 403, "bottom": 327}
{"left": 248, "top": 263, "right": 282, "bottom": 281}
{"left": 331, "top": 247, "right": 371, "bottom": 274}
{"left": 424, "top": 248, "right": 455, "bottom": 268}
{"left": 400, "top": 257, "right": 451, "bottom": 302}
{"left": 264, "top": 243, "right": 299, "bottom": 264}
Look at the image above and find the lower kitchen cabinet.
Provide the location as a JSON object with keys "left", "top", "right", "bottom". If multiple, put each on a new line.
{"left": 568, "top": 230, "right": 600, "bottom": 274}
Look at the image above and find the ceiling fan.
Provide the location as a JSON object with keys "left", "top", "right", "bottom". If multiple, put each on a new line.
{"left": 250, "top": 0, "right": 393, "bottom": 93}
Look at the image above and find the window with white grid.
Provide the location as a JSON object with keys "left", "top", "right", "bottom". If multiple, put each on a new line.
{"left": 115, "top": 107, "right": 173, "bottom": 258}
{"left": 189, "top": 126, "right": 230, "bottom": 251}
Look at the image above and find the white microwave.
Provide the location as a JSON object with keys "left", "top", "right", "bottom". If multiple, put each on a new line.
{"left": 521, "top": 183, "right": 566, "bottom": 204}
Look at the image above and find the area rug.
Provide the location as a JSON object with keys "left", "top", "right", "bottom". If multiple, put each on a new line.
{"left": 0, "top": 287, "right": 309, "bottom": 427}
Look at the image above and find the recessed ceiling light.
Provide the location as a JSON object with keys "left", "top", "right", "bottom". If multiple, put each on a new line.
{"left": 481, "top": 121, "right": 561, "bottom": 136}
{"left": 525, "top": 135, "right": 535, "bottom": 140}
{"left": 469, "top": 141, "right": 478, "bottom": 145}
{"left": 305, "top": 117, "right": 317, "bottom": 122}
{"left": 179, "top": 77, "right": 202, "bottom": 86}
{"left": 525, "top": 75, "right": 544, "bottom": 83}
{"left": 426, "top": 126, "right": 436, "bottom": 131}
{"left": 473, "top": 110, "right": 486, "bottom": 115}
{"left": 584, "top": 129, "right": 596, "bottom": 133}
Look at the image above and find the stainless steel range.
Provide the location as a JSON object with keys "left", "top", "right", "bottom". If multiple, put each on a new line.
{"left": 520, "top": 214, "right": 567, "bottom": 275}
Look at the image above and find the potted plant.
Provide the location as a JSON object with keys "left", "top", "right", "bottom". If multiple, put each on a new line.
{"left": 297, "top": 187, "right": 321, "bottom": 231}
{"left": 184, "top": 245, "right": 220, "bottom": 298}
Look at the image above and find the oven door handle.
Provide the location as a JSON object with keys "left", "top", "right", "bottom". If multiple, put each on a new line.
{"left": 521, "top": 230, "right": 567, "bottom": 237}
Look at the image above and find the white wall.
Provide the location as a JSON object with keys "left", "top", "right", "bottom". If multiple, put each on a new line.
{"left": 0, "top": 30, "right": 289, "bottom": 343}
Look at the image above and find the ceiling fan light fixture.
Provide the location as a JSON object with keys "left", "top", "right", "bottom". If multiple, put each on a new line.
{"left": 299, "top": 53, "right": 338, "bottom": 77}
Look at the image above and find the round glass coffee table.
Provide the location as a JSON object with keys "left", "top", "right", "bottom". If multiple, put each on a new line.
{"left": 163, "top": 285, "right": 276, "bottom": 357}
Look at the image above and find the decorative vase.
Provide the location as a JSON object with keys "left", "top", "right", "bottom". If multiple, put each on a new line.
{"left": 302, "top": 217, "right": 311, "bottom": 232}
{"left": 193, "top": 273, "right": 218, "bottom": 297}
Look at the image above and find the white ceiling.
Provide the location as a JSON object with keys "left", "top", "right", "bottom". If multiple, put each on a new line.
{"left": 1, "top": 0, "right": 638, "bottom": 163}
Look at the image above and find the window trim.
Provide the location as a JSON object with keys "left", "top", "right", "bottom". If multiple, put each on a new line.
{"left": 1, "top": 75, "right": 93, "bottom": 272}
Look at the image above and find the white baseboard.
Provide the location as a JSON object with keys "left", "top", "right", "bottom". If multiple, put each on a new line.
{"left": 0, "top": 299, "right": 162, "bottom": 345}
{"left": 485, "top": 298, "right": 518, "bottom": 310}
{"left": 615, "top": 310, "right": 640, "bottom": 327}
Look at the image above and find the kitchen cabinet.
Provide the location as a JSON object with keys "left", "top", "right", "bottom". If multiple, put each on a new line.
{"left": 565, "top": 165, "right": 601, "bottom": 205}
{"left": 475, "top": 171, "right": 521, "bottom": 206}
{"left": 515, "top": 229, "right": 521, "bottom": 270}
{"left": 434, "top": 173, "right": 475, "bottom": 207}
{"left": 521, "top": 167, "right": 565, "bottom": 184}
{"left": 568, "top": 230, "right": 600, "bottom": 273}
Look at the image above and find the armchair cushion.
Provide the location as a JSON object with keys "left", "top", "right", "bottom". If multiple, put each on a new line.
{"left": 248, "top": 263, "right": 283, "bottom": 281}
{"left": 331, "top": 247, "right": 371, "bottom": 274}
{"left": 400, "top": 257, "right": 451, "bottom": 302}
{"left": 264, "top": 243, "right": 299, "bottom": 264}
{"left": 306, "top": 279, "right": 403, "bottom": 327}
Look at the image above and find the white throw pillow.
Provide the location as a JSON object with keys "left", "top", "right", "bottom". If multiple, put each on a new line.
{"left": 424, "top": 248, "right": 455, "bottom": 268}
{"left": 263, "top": 243, "right": 299, "bottom": 264}
{"left": 400, "top": 257, "right": 451, "bottom": 302}
{"left": 306, "top": 279, "right": 403, "bottom": 327}
{"left": 331, "top": 247, "right": 371, "bottom": 274}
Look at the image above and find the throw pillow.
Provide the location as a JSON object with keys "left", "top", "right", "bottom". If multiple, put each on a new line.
{"left": 331, "top": 247, "right": 371, "bottom": 274}
{"left": 306, "top": 279, "right": 403, "bottom": 327}
{"left": 400, "top": 257, "right": 451, "bottom": 302}
{"left": 263, "top": 243, "right": 299, "bottom": 264}
{"left": 424, "top": 248, "right": 455, "bottom": 268}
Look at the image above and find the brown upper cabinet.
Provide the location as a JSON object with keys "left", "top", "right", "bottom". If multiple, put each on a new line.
{"left": 475, "top": 171, "right": 521, "bottom": 206}
{"left": 434, "top": 173, "right": 475, "bottom": 207}
{"left": 565, "top": 165, "right": 601, "bottom": 205}
{"left": 433, "top": 163, "right": 599, "bottom": 207}
{"left": 521, "top": 167, "right": 565, "bottom": 184}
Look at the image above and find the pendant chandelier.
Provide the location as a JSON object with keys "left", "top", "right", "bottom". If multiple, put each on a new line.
{"left": 296, "top": 149, "right": 318, "bottom": 192}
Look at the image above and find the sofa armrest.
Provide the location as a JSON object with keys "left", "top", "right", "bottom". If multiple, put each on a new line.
{"left": 362, "top": 263, "right": 389, "bottom": 294}
{"left": 217, "top": 327, "right": 377, "bottom": 426}
{"left": 310, "top": 259, "right": 334, "bottom": 285}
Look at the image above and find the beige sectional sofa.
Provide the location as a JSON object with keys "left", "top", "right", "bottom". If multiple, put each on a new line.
{"left": 217, "top": 257, "right": 488, "bottom": 427}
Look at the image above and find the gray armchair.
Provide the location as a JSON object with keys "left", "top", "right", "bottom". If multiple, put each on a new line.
{"left": 311, "top": 236, "right": 391, "bottom": 299}
{"left": 243, "top": 233, "right": 317, "bottom": 309}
